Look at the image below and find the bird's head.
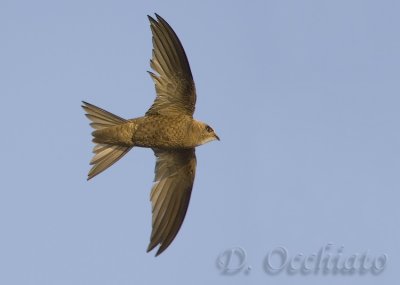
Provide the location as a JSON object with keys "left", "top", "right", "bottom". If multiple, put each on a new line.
{"left": 196, "top": 122, "right": 220, "bottom": 145}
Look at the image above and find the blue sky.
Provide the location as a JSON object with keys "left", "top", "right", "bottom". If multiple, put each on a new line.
{"left": 1, "top": 0, "right": 399, "bottom": 284}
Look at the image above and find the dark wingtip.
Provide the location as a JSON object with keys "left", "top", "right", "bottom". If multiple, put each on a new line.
{"left": 81, "top": 101, "right": 95, "bottom": 110}
{"left": 155, "top": 248, "right": 163, "bottom": 257}
{"left": 155, "top": 14, "right": 169, "bottom": 27}
{"left": 147, "top": 241, "right": 165, "bottom": 257}
{"left": 148, "top": 13, "right": 167, "bottom": 25}
{"left": 147, "top": 14, "right": 156, "bottom": 23}
{"left": 147, "top": 242, "right": 156, "bottom": 253}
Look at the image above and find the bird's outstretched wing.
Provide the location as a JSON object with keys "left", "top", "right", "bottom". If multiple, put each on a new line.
{"left": 146, "top": 14, "right": 196, "bottom": 117}
{"left": 147, "top": 148, "right": 196, "bottom": 256}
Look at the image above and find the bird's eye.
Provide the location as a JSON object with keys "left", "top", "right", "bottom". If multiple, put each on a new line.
{"left": 205, "top": 125, "right": 213, "bottom": 133}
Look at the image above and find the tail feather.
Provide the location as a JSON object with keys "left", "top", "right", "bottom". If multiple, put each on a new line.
{"left": 82, "top": 101, "right": 127, "bottom": 128}
{"left": 88, "top": 144, "right": 132, "bottom": 180}
{"left": 82, "top": 101, "right": 132, "bottom": 180}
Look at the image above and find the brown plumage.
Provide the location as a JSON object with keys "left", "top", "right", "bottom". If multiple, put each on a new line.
{"left": 82, "top": 14, "right": 219, "bottom": 256}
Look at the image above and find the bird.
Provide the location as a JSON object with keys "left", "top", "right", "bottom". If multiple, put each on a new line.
{"left": 81, "top": 14, "right": 219, "bottom": 256}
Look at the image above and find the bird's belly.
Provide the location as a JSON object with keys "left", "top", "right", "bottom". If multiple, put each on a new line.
{"left": 133, "top": 118, "right": 192, "bottom": 149}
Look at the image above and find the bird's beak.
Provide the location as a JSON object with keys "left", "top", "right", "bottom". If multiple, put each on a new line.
{"left": 214, "top": 133, "right": 220, "bottom": 141}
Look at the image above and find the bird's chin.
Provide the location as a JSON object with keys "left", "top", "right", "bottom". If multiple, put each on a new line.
{"left": 200, "top": 136, "right": 219, "bottom": 145}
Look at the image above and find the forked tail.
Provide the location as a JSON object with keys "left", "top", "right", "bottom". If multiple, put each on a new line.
{"left": 81, "top": 101, "right": 133, "bottom": 180}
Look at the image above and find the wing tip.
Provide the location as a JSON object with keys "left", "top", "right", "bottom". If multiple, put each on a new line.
{"left": 146, "top": 242, "right": 167, "bottom": 257}
{"left": 148, "top": 13, "right": 169, "bottom": 28}
{"left": 147, "top": 14, "right": 157, "bottom": 24}
{"left": 81, "top": 100, "right": 89, "bottom": 109}
{"left": 154, "top": 13, "right": 163, "bottom": 22}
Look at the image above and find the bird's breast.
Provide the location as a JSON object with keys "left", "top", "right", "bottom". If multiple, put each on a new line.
{"left": 132, "top": 115, "right": 195, "bottom": 149}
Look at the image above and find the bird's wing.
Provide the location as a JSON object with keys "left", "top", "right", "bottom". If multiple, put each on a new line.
{"left": 147, "top": 148, "right": 196, "bottom": 256}
{"left": 146, "top": 14, "right": 196, "bottom": 117}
